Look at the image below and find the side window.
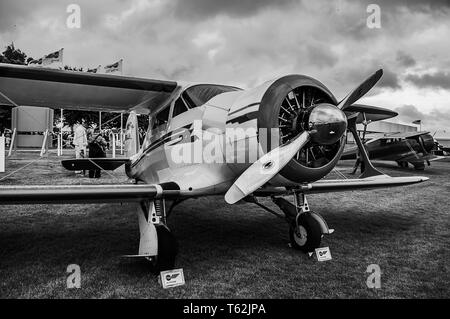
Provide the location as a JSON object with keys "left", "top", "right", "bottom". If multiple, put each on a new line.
{"left": 152, "top": 106, "right": 170, "bottom": 130}
{"left": 172, "top": 97, "right": 189, "bottom": 118}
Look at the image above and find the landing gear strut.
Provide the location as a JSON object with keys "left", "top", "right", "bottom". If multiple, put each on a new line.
{"left": 272, "top": 192, "right": 333, "bottom": 253}
{"left": 131, "top": 199, "right": 178, "bottom": 272}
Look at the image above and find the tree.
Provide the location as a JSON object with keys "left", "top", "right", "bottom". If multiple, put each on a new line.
{"left": 0, "top": 43, "right": 34, "bottom": 132}
{"left": 0, "top": 43, "right": 31, "bottom": 65}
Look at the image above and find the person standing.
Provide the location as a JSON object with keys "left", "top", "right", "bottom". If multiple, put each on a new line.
{"left": 73, "top": 119, "right": 87, "bottom": 174}
{"left": 88, "top": 132, "right": 107, "bottom": 178}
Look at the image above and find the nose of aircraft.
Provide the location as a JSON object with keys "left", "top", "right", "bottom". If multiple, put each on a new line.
{"left": 307, "top": 103, "right": 348, "bottom": 145}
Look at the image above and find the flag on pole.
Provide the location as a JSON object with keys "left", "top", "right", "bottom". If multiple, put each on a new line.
{"left": 87, "top": 65, "right": 102, "bottom": 73}
{"left": 412, "top": 120, "right": 421, "bottom": 125}
{"left": 28, "top": 58, "right": 43, "bottom": 65}
{"left": 42, "top": 48, "right": 64, "bottom": 66}
{"left": 104, "top": 59, "right": 123, "bottom": 74}
{"left": 28, "top": 48, "right": 64, "bottom": 67}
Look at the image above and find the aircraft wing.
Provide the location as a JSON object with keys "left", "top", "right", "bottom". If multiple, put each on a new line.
{"left": 61, "top": 158, "right": 129, "bottom": 171}
{"left": 344, "top": 104, "right": 398, "bottom": 123}
{"left": 0, "top": 176, "right": 428, "bottom": 204}
{"left": 397, "top": 152, "right": 443, "bottom": 163}
{"left": 378, "top": 131, "right": 430, "bottom": 139}
{"left": 255, "top": 175, "right": 428, "bottom": 196}
{"left": 0, "top": 184, "right": 180, "bottom": 205}
{"left": 0, "top": 63, "right": 178, "bottom": 114}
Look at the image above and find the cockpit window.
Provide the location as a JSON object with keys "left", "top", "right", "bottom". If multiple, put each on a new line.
{"left": 152, "top": 105, "right": 170, "bottom": 129}
{"left": 173, "top": 97, "right": 189, "bottom": 118}
{"left": 183, "top": 84, "right": 241, "bottom": 108}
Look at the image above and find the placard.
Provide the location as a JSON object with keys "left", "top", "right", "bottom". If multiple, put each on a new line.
{"left": 315, "top": 247, "right": 332, "bottom": 262}
{"left": 160, "top": 268, "right": 185, "bottom": 289}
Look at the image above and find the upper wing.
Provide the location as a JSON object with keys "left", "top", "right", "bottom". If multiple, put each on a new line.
{"left": 254, "top": 175, "right": 428, "bottom": 196}
{"left": 344, "top": 104, "right": 398, "bottom": 123}
{"left": 0, "top": 63, "right": 178, "bottom": 114}
{"left": 0, "top": 184, "right": 179, "bottom": 205}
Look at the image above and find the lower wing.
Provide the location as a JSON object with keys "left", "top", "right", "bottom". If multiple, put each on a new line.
{"left": 399, "top": 153, "right": 443, "bottom": 163}
{"left": 255, "top": 175, "right": 428, "bottom": 196}
{"left": 61, "top": 158, "right": 129, "bottom": 171}
{"left": 0, "top": 184, "right": 179, "bottom": 205}
{"left": 0, "top": 175, "right": 428, "bottom": 205}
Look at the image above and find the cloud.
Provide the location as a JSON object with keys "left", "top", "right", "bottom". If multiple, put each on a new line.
{"left": 405, "top": 72, "right": 450, "bottom": 90}
{"left": 396, "top": 51, "right": 416, "bottom": 68}
{"left": 306, "top": 43, "right": 339, "bottom": 69}
{"left": 394, "top": 104, "right": 450, "bottom": 133}
{"left": 0, "top": 0, "right": 449, "bottom": 118}
{"left": 172, "top": 0, "right": 297, "bottom": 20}
{"left": 377, "top": 68, "right": 401, "bottom": 90}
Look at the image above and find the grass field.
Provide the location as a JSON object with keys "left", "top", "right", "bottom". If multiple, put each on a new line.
{"left": 0, "top": 151, "right": 449, "bottom": 298}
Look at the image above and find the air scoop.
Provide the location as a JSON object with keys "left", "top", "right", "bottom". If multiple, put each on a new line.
{"left": 308, "top": 103, "right": 347, "bottom": 145}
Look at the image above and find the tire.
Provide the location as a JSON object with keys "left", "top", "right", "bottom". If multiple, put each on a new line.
{"left": 289, "top": 213, "right": 322, "bottom": 253}
{"left": 150, "top": 225, "right": 178, "bottom": 273}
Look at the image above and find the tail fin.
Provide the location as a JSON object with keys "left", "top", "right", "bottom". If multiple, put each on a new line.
{"left": 124, "top": 111, "right": 140, "bottom": 157}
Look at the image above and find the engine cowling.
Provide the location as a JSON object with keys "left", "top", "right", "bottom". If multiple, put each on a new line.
{"left": 418, "top": 133, "right": 435, "bottom": 153}
{"left": 257, "top": 74, "right": 347, "bottom": 183}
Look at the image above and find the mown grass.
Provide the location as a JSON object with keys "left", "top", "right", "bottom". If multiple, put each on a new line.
{"left": 0, "top": 152, "right": 449, "bottom": 298}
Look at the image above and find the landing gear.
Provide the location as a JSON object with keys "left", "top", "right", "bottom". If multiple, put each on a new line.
{"left": 289, "top": 213, "right": 322, "bottom": 253}
{"left": 257, "top": 191, "right": 334, "bottom": 254}
{"left": 129, "top": 199, "right": 178, "bottom": 272}
{"left": 152, "top": 224, "right": 178, "bottom": 272}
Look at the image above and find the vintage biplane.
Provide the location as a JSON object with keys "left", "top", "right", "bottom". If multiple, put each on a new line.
{"left": 0, "top": 64, "right": 428, "bottom": 271}
{"left": 341, "top": 112, "right": 441, "bottom": 171}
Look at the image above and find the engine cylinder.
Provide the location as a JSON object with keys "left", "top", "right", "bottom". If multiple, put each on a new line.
{"left": 257, "top": 74, "right": 346, "bottom": 183}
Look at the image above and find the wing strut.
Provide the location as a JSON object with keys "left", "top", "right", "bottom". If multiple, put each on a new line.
{"left": 347, "top": 113, "right": 384, "bottom": 178}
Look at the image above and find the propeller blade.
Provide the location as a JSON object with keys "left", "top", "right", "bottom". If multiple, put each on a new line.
{"left": 338, "top": 69, "right": 383, "bottom": 110}
{"left": 225, "top": 131, "right": 310, "bottom": 204}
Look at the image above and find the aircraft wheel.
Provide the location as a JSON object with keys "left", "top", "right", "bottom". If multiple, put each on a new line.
{"left": 289, "top": 213, "right": 322, "bottom": 253}
{"left": 149, "top": 225, "right": 178, "bottom": 272}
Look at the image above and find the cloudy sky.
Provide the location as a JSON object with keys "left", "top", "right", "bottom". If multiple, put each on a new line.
{"left": 0, "top": 0, "right": 449, "bottom": 137}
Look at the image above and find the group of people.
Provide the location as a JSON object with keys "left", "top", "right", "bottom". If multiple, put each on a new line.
{"left": 1, "top": 129, "right": 12, "bottom": 148}
{"left": 73, "top": 120, "right": 108, "bottom": 178}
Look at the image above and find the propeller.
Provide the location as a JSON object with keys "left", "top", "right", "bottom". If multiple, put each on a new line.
{"left": 337, "top": 69, "right": 383, "bottom": 110}
{"left": 224, "top": 69, "right": 384, "bottom": 204}
{"left": 225, "top": 131, "right": 310, "bottom": 204}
